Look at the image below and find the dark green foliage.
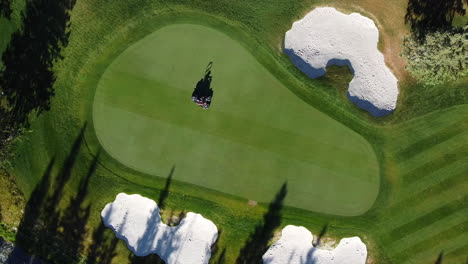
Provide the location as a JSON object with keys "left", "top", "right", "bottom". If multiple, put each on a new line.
{"left": 0, "top": 0, "right": 76, "bottom": 163}
{"left": 0, "top": 0, "right": 76, "bottom": 125}
{"left": 405, "top": 0, "right": 468, "bottom": 38}
{"left": 401, "top": 26, "right": 468, "bottom": 86}
{"left": 0, "top": 0, "right": 12, "bottom": 19}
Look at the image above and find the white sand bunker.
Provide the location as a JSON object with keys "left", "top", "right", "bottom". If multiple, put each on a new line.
{"left": 263, "top": 225, "right": 367, "bottom": 264}
{"left": 101, "top": 193, "right": 218, "bottom": 264}
{"left": 285, "top": 7, "right": 398, "bottom": 117}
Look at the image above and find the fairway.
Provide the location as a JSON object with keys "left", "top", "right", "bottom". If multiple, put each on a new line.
{"left": 93, "top": 23, "right": 379, "bottom": 216}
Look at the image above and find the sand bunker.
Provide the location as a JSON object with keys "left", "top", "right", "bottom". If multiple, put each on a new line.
{"left": 263, "top": 225, "right": 367, "bottom": 264}
{"left": 101, "top": 193, "right": 218, "bottom": 264}
{"left": 285, "top": 7, "right": 398, "bottom": 117}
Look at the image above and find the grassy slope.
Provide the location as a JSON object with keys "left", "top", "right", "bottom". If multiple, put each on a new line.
{"left": 0, "top": 0, "right": 466, "bottom": 263}
{"left": 93, "top": 23, "right": 379, "bottom": 216}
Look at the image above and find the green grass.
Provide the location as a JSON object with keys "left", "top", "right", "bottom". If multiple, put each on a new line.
{"left": 0, "top": 0, "right": 25, "bottom": 68}
{"left": 1, "top": 0, "right": 467, "bottom": 263}
{"left": 93, "top": 23, "right": 379, "bottom": 216}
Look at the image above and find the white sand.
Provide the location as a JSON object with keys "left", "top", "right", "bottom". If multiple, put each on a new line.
{"left": 263, "top": 225, "right": 367, "bottom": 264}
{"left": 101, "top": 193, "right": 218, "bottom": 264}
{"left": 285, "top": 7, "right": 398, "bottom": 117}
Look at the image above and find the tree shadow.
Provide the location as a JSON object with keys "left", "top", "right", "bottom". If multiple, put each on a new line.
{"left": 434, "top": 251, "right": 444, "bottom": 264}
{"left": 209, "top": 228, "right": 223, "bottom": 264}
{"left": 128, "top": 253, "right": 166, "bottom": 264}
{"left": 405, "top": 0, "right": 467, "bottom": 38}
{"left": 313, "top": 224, "right": 328, "bottom": 247}
{"left": 86, "top": 222, "right": 119, "bottom": 264}
{"left": 126, "top": 207, "right": 168, "bottom": 264}
{"left": 0, "top": 0, "right": 77, "bottom": 126}
{"left": 58, "top": 149, "right": 101, "bottom": 262}
{"left": 191, "top": 62, "right": 214, "bottom": 109}
{"left": 8, "top": 124, "right": 99, "bottom": 263}
{"left": 0, "top": 0, "right": 12, "bottom": 19}
{"left": 157, "top": 165, "right": 175, "bottom": 211}
{"left": 212, "top": 248, "right": 226, "bottom": 264}
{"left": 235, "top": 183, "right": 288, "bottom": 264}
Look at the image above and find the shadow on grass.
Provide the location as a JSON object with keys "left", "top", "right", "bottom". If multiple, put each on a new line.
{"left": 0, "top": 0, "right": 12, "bottom": 19}
{"left": 192, "top": 63, "right": 214, "bottom": 99}
{"left": 158, "top": 165, "right": 175, "bottom": 211}
{"left": 211, "top": 248, "right": 226, "bottom": 264}
{"left": 434, "top": 251, "right": 444, "bottom": 264}
{"left": 405, "top": 0, "right": 467, "bottom": 38}
{"left": 210, "top": 230, "right": 226, "bottom": 264}
{"left": 86, "top": 221, "right": 119, "bottom": 264}
{"left": 0, "top": 0, "right": 77, "bottom": 146}
{"left": 191, "top": 62, "right": 214, "bottom": 108}
{"left": 8, "top": 124, "right": 118, "bottom": 263}
{"left": 236, "top": 183, "right": 288, "bottom": 264}
{"left": 313, "top": 224, "right": 328, "bottom": 247}
{"left": 128, "top": 253, "right": 165, "bottom": 264}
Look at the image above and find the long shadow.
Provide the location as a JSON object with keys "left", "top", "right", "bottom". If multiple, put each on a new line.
{"left": 57, "top": 149, "right": 100, "bottom": 263}
{"left": 86, "top": 221, "right": 119, "bottom": 264}
{"left": 12, "top": 158, "right": 55, "bottom": 253}
{"left": 313, "top": 224, "right": 328, "bottom": 247}
{"left": 86, "top": 201, "right": 120, "bottom": 264}
{"left": 434, "top": 251, "right": 444, "bottom": 264}
{"left": 0, "top": 0, "right": 12, "bottom": 19}
{"left": 127, "top": 205, "right": 168, "bottom": 264}
{"left": 0, "top": 0, "right": 77, "bottom": 126}
{"left": 158, "top": 165, "right": 175, "bottom": 210}
{"left": 212, "top": 248, "right": 226, "bottom": 264}
{"left": 9, "top": 124, "right": 95, "bottom": 263}
{"left": 235, "top": 183, "right": 288, "bottom": 264}
{"left": 127, "top": 209, "right": 167, "bottom": 264}
{"left": 405, "top": 0, "right": 467, "bottom": 38}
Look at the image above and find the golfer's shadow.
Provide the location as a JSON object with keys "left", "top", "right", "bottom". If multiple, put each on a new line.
{"left": 191, "top": 62, "right": 214, "bottom": 108}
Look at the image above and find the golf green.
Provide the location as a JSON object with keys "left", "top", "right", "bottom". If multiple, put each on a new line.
{"left": 93, "top": 23, "right": 379, "bottom": 216}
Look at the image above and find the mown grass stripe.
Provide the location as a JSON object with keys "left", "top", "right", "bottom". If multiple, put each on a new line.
{"left": 401, "top": 146, "right": 468, "bottom": 184}
{"left": 445, "top": 243, "right": 468, "bottom": 263}
{"left": 399, "top": 158, "right": 468, "bottom": 195}
{"left": 387, "top": 195, "right": 467, "bottom": 239}
{"left": 390, "top": 168, "right": 467, "bottom": 210}
{"left": 396, "top": 221, "right": 468, "bottom": 263}
{"left": 395, "top": 123, "right": 468, "bottom": 161}
{"left": 389, "top": 207, "right": 468, "bottom": 253}
{"left": 379, "top": 184, "right": 468, "bottom": 230}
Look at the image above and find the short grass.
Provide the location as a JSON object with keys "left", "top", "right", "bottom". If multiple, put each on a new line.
{"left": 1, "top": 0, "right": 467, "bottom": 263}
{"left": 93, "top": 23, "right": 379, "bottom": 216}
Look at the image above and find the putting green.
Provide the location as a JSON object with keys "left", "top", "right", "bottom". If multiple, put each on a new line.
{"left": 93, "top": 23, "right": 379, "bottom": 216}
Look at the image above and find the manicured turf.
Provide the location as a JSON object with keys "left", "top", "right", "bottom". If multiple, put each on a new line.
{"left": 1, "top": 0, "right": 467, "bottom": 263}
{"left": 93, "top": 24, "right": 379, "bottom": 216}
{"left": 373, "top": 105, "right": 468, "bottom": 264}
